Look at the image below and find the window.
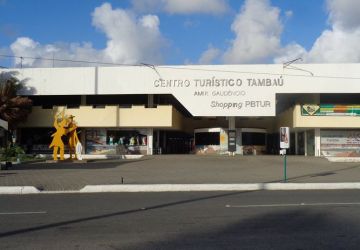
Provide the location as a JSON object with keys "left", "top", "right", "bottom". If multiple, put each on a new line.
{"left": 242, "top": 132, "right": 266, "bottom": 146}
{"left": 195, "top": 132, "right": 220, "bottom": 145}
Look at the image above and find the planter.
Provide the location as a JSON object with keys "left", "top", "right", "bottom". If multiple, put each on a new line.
{"left": 6, "top": 161, "right": 12, "bottom": 169}
{"left": 0, "top": 161, "right": 12, "bottom": 170}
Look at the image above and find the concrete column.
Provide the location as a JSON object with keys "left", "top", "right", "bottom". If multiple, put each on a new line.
{"left": 304, "top": 130, "right": 308, "bottom": 156}
{"left": 148, "top": 94, "right": 154, "bottom": 108}
{"left": 94, "top": 67, "right": 99, "bottom": 94}
{"left": 147, "top": 128, "right": 153, "bottom": 155}
{"left": 314, "top": 94, "right": 320, "bottom": 104}
{"left": 295, "top": 131, "right": 299, "bottom": 155}
{"left": 228, "top": 117, "right": 235, "bottom": 130}
{"left": 236, "top": 129, "right": 242, "bottom": 155}
{"left": 81, "top": 95, "right": 87, "bottom": 105}
{"left": 156, "top": 130, "right": 160, "bottom": 148}
{"left": 228, "top": 117, "right": 236, "bottom": 156}
{"left": 162, "top": 131, "right": 167, "bottom": 154}
{"left": 81, "top": 128, "right": 86, "bottom": 154}
{"left": 315, "top": 128, "right": 321, "bottom": 157}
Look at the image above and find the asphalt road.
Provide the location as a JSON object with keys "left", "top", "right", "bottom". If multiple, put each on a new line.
{"left": 1, "top": 190, "right": 360, "bottom": 249}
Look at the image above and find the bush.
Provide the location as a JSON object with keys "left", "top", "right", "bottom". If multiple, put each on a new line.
{"left": 0, "top": 145, "right": 26, "bottom": 161}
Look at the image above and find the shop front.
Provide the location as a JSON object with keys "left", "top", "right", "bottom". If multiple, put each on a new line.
{"left": 85, "top": 128, "right": 148, "bottom": 155}
{"left": 194, "top": 128, "right": 267, "bottom": 155}
{"left": 19, "top": 127, "right": 151, "bottom": 156}
{"left": 320, "top": 130, "right": 360, "bottom": 157}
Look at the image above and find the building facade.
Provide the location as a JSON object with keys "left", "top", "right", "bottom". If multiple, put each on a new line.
{"left": 2, "top": 63, "right": 360, "bottom": 157}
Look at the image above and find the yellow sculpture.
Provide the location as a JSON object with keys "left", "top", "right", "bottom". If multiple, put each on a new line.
{"left": 49, "top": 112, "right": 68, "bottom": 160}
{"left": 67, "top": 115, "right": 80, "bottom": 160}
{"left": 49, "top": 111, "right": 82, "bottom": 161}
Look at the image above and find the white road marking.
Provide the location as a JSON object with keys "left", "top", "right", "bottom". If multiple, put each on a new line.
{"left": 225, "top": 202, "right": 360, "bottom": 208}
{"left": 0, "top": 211, "right": 47, "bottom": 215}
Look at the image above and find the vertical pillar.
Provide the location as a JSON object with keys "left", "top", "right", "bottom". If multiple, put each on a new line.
{"left": 81, "top": 128, "right": 86, "bottom": 154}
{"left": 295, "top": 131, "right": 299, "bottom": 155}
{"left": 315, "top": 128, "right": 321, "bottom": 157}
{"left": 235, "top": 129, "right": 241, "bottom": 154}
{"left": 156, "top": 130, "right": 160, "bottom": 153}
{"left": 156, "top": 130, "right": 160, "bottom": 147}
{"left": 81, "top": 95, "right": 86, "bottom": 105}
{"left": 94, "top": 67, "right": 99, "bottom": 94}
{"left": 147, "top": 128, "right": 153, "bottom": 155}
{"left": 228, "top": 117, "right": 235, "bottom": 130}
{"left": 12, "top": 129, "right": 17, "bottom": 145}
{"left": 228, "top": 117, "right": 236, "bottom": 156}
{"left": 163, "top": 131, "right": 167, "bottom": 154}
{"left": 16, "top": 129, "right": 21, "bottom": 145}
{"left": 314, "top": 94, "right": 320, "bottom": 104}
{"left": 304, "top": 130, "right": 308, "bottom": 156}
{"left": 148, "top": 94, "right": 154, "bottom": 108}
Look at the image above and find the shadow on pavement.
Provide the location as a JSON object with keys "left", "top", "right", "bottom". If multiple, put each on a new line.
{"left": 0, "top": 191, "right": 251, "bottom": 238}
{"left": 6, "top": 158, "right": 151, "bottom": 170}
{"left": 270, "top": 164, "right": 360, "bottom": 183}
{"left": 1, "top": 191, "right": 360, "bottom": 250}
{"left": 136, "top": 210, "right": 360, "bottom": 250}
{"left": 0, "top": 173, "right": 17, "bottom": 177}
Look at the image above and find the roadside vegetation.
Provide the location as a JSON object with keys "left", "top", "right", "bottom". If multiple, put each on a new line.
{"left": 0, "top": 71, "right": 33, "bottom": 163}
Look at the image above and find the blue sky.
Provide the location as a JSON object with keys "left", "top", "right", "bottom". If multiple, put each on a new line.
{"left": 0, "top": 0, "right": 358, "bottom": 67}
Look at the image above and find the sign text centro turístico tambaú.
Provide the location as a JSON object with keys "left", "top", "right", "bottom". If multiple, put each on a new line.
{"left": 153, "top": 76, "right": 284, "bottom": 116}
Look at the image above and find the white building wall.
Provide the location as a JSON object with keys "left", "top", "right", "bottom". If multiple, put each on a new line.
{"left": 16, "top": 67, "right": 96, "bottom": 95}
{"left": 3, "top": 63, "right": 360, "bottom": 117}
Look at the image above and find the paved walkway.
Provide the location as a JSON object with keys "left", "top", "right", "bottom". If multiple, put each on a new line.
{"left": 1, "top": 155, "right": 360, "bottom": 191}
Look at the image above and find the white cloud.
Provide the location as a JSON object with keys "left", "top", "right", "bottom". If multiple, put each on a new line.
{"left": 222, "top": 0, "right": 282, "bottom": 64}
{"left": 198, "top": 45, "right": 221, "bottom": 64}
{"left": 304, "top": 0, "right": 360, "bottom": 63}
{"left": 9, "top": 3, "right": 165, "bottom": 67}
{"left": 327, "top": 0, "right": 360, "bottom": 30}
{"left": 10, "top": 37, "right": 103, "bottom": 67}
{"left": 9, "top": 0, "right": 360, "bottom": 67}
{"left": 273, "top": 43, "right": 306, "bottom": 64}
{"left": 285, "top": 10, "right": 293, "bottom": 19}
{"left": 92, "top": 3, "right": 164, "bottom": 64}
{"left": 276, "top": 0, "right": 360, "bottom": 63}
{"left": 197, "top": 0, "right": 360, "bottom": 65}
{"left": 305, "top": 28, "right": 360, "bottom": 63}
{"left": 131, "top": 0, "right": 229, "bottom": 15}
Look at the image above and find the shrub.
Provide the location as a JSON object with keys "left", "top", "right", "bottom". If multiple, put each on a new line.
{"left": 0, "top": 145, "right": 26, "bottom": 161}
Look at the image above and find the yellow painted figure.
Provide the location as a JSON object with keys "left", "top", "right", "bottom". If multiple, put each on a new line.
{"left": 67, "top": 115, "right": 80, "bottom": 159}
{"left": 49, "top": 113, "right": 68, "bottom": 160}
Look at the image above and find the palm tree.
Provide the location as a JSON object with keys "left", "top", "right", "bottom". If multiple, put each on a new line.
{"left": 0, "top": 71, "right": 33, "bottom": 130}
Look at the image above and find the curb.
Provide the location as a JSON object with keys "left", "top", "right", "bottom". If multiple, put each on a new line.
{"left": 79, "top": 183, "right": 360, "bottom": 193}
{"left": 0, "top": 186, "right": 40, "bottom": 195}
{"left": 326, "top": 157, "right": 360, "bottom": 162}
{"left": 2, "top": 183, "right": 360, "bottom": 194}
{"left": 30, "top": 154, "right": 144, "bottom": 160}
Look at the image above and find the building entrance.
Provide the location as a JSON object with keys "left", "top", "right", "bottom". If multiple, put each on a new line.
{"left": 154, "top": 130, "right": 193, "bottom": 154}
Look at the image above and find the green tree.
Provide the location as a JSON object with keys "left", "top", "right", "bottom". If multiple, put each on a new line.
{"left": 0, "top": 71, "right": 33, "bottom": 130}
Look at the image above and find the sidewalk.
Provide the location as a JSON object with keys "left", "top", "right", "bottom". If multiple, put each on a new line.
{"left": 1, "top": 155, "right": 360, "bottom": 191}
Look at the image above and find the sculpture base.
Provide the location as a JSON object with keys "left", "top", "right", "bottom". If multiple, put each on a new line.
{"left": 46, "top": 159, "right": 88, "bottom": 163}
